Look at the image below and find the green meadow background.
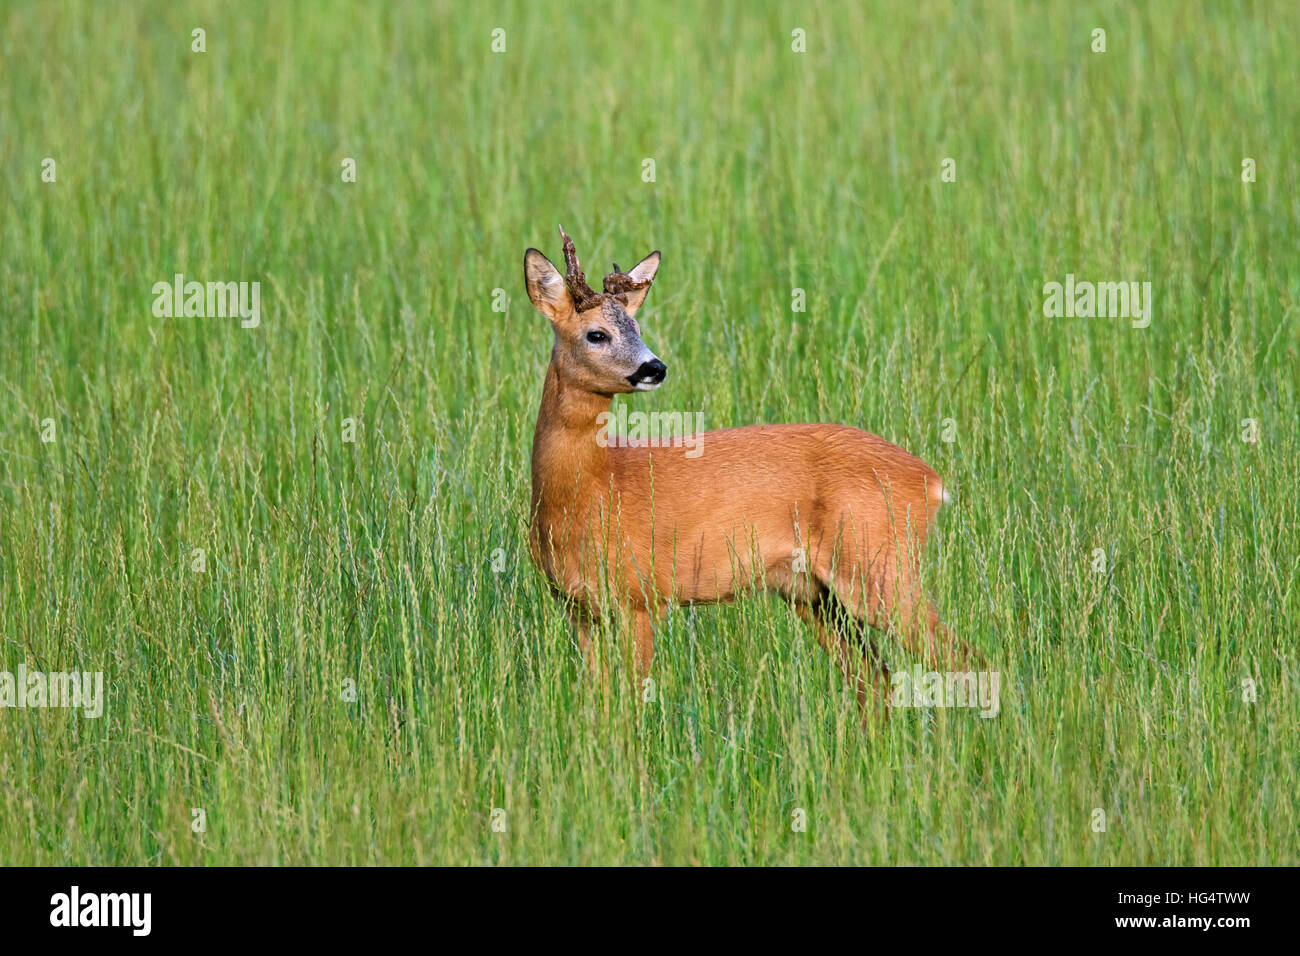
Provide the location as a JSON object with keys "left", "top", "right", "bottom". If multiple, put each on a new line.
{"left": 1, "top": 0, "right": 1296, "bottom": 865}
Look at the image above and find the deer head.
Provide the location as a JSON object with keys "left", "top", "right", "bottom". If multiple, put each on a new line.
{"left": 524, "top": 226, "right": 664, "bottom": 394}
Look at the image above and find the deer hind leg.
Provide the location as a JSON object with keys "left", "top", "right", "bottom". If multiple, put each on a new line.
{"left": 898, "top": 598, "right": 980, "bottom": 670}
{"left": 792, "top": 590, "right": 891, "bottom": 722}
{"left": 828, "top": 558, "right": 977, "bottom": 671}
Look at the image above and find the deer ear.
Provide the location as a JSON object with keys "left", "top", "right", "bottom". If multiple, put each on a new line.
{"left": 524, "top": 248, "right": 573, "bottom": 322}
{"left": 619, "top": 251, "right": 660, "bottom": 315}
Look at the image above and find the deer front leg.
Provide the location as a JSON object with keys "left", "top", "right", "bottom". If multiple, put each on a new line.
{"left": 574, "top": 616, "right": 593, "bottom": 662}
{"left": 567, "top": 606, "right": 606, "bottom": 685}
{"left": 629, "top": 607, "right": 655, "bottom": 677}
{"left": 573, "top": 604, "right": 656, "bottom": 697}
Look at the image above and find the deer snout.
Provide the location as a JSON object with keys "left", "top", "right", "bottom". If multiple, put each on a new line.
{"left": 629, "top": 359, "right": 667, "bottom": 390}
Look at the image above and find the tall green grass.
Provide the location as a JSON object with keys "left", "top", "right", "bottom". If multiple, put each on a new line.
{"left": 0, "top": 0, "right": 1296, "bottom": 864}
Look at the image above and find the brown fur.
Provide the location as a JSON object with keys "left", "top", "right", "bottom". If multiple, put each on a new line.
{"left": 524, "top": 231, "right": 973, "bottom": 718}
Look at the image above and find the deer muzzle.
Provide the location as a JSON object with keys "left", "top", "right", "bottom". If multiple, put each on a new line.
{"left": 628, "top": 359, "right": 667, "bottom": 390}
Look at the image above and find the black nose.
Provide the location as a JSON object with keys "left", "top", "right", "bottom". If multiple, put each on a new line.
{"left": 629, "top": 359, "right": 667, "bottom": 386}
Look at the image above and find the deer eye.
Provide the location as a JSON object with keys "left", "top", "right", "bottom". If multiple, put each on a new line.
{"left": 585, "top": 330, "right": 609, "bottom": 344}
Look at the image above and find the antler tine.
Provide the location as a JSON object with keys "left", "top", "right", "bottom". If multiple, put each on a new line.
{"left": 558, "top": 224, "right": 601, "bottom": 310}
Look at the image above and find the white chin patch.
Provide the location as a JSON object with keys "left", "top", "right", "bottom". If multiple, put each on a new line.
{"left": 634, "top": 380, "right": 662, "bottom": 391}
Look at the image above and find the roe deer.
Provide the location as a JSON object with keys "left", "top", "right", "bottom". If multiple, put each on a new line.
{"left": 524, "top": 227, "right": 974, "bottom": 718}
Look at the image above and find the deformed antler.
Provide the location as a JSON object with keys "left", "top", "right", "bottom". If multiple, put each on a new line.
{"left": 603, "top": 262, "right": 652, "bottom": 302}
{"left": 558, "top": 225, "right": 652, "bottom": 310}
{"left": 558, "top": 225, "right": 603, "bottom": 312}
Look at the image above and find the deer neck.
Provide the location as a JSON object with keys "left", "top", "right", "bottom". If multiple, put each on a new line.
{"left": 531, "top": 355, "right": 612, "bottom": 516}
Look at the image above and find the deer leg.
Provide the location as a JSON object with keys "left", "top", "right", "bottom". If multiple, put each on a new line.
{"left": 890, "top": 597, "right": 979, "bottom": 671}
{"left": 793, "top": 600, "right": 854, "bottom": 682}
{"left": 629, "top": 606, "right": 656, "bottom": 677}
{"left": 793, "top": 592, "right": 891, "bottom": 722}
{"left": 841, "top": 615, "right": 892, "bottom": 725}
{"left": 567, "top": 606, "right": 610, "bottom": 692}
{"left": 574, "top": 617, "right": 592, "bottom": 659}
{"left": 820, "top": 551, "right": 973, "bottom": 671}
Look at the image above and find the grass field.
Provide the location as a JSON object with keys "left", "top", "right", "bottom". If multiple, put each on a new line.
{"left": 1, "top": 0, "right": 1297, "bottom": 865}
